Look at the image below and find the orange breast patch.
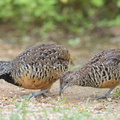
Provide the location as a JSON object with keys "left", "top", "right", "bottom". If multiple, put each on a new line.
{"left": 15, "top": 76, "right": 54, "bottom": 90}
{"left": 98, "top": 80, "right": 120, "bottom": 88}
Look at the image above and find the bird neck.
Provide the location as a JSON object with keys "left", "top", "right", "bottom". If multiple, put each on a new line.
{"left": 0, "top": 73, "right": 19, "bottom": 86}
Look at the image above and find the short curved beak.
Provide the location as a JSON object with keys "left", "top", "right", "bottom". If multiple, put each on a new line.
{"left": 59, "top": 85, "right": 68, "bottom": 95}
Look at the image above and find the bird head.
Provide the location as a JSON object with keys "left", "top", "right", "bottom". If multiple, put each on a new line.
{"left": 59, "top": 71, "right": 78, "bottom": 95}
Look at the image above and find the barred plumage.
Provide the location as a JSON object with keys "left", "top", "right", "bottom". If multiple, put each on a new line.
{"left": 60, "top": 49, "right": 120, "bottom": 99}
{"left": 0, "top": 44, "right": 73, "bottom": 98}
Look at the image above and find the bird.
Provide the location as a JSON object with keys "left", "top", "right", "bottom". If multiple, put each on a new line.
{"left": 59, "top": 49, "right": 120, "bottom": 99}
{"left": 0, "top": 44, "right": 74, "bottom": 98}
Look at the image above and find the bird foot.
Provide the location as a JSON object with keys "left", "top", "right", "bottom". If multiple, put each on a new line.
{"left": 96, "top": 87, "right": 115, "bottom": 99}
{"left": 41, "top": 93, "right": 48, "bottom": 97}
{"left": 96, "top": 95, "right": 107, "bottom": 99}
{"left": 22, "top": 93, "right": 33, "bottom": 99}
{"left": 22, "top": 89, "right": 49, "bottom": 99}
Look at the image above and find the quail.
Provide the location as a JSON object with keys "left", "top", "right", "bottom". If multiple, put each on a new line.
{"left": 0, "top": 44, "right": 73, "bottom": 98}
{"left": 59, "top": 49, "right": 120, "bottom": 99}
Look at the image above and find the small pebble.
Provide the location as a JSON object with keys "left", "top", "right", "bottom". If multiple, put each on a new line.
{"left": 107, "top": 98, "right": 112, "bottom": 102}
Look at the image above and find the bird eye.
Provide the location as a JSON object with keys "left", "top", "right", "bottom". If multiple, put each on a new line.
{"left": 65, "top": 81, "right": 69, "bottom": 83}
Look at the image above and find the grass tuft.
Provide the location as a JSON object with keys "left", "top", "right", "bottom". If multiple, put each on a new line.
{"left": 115, "top": 88, "right": 120, "bottom": 97}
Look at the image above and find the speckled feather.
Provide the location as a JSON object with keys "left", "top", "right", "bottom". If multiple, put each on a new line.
{"left": 0, "top": 44, "right": 73, "bottom": 90}
{"left": 60, "top": 49, "right": 120, "bottom": 89}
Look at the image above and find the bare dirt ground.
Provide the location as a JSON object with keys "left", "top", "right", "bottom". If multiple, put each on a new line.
{"left": 0, "top": 26, "right": 120, "bottom": 120}
{"left": 0, "top": 27, "right": 120, "bottom": 119}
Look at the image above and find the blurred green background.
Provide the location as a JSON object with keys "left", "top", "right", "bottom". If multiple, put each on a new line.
{"left": 0, "top": 0, "right": 120, "bottom": 31}
{"left": 0, "top": 0, "right": 120, "bottom": 62}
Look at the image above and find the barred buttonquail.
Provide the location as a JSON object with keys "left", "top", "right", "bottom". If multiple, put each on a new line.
{"left": 0, "top": 44, "right": 73, "bottom": 98}
{"left": 60, "top": 49, "right": 120, "bottom": 99}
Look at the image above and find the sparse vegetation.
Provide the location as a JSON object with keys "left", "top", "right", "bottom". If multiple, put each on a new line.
{"left": 0, "top": 31, "right": 119, "bottom": 120}
{"left": 115, "top": 88, "right": 120, "bottom": 97}
{"left": 0, "top": 97, "right": 119, "bottom": 120}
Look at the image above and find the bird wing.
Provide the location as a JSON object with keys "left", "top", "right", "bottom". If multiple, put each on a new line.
{"left": 84, "top": 49, "right": 120, "bottom": 66}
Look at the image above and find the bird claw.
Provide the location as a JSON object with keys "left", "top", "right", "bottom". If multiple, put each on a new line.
{"left": 96, "top": 95, "right": 107, "bottom": 99}
{"left": 22, "top": 93, "right": 47, "bottom": 99}
{"left": 41, "top": 93, "right": 48, "bottom": 97}
{"left": 22, "top": 89, "right": 49, "bottom": 99}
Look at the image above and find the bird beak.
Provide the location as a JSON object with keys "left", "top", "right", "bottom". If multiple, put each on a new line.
{"left": 59, "top": 85, "right": 68, "bottom": 95}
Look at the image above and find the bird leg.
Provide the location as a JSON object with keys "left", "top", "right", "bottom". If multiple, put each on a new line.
{"left": 22, "top": 89, "right": 49, "bottom": 99}
{"left": 97, "top": 87, "right": 115, "bottom": 99}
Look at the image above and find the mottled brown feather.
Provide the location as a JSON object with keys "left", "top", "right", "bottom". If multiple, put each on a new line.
{"left": 0, "top": 44, "right": 73, "bottom": 91}
{"left": 60, "top": 49, "right": 120, "bottom": 88}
